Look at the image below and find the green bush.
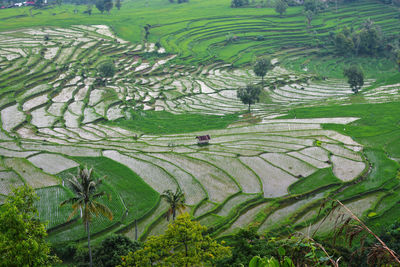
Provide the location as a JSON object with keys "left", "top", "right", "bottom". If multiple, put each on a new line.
{"left": 97, "top": 61, "right": 116, "bottom": 78}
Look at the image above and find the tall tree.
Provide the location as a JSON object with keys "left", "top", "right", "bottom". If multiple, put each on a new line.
{"left": 0, "top": 186, "right": 60, "bottom": 266}
{"left": 34, "top": 0, "right": 43, "bottom": 7}
{"left": 104, "top": 0, "right": 113, "bottom": 13}
{"left": 343, "top": 65, "right": 364, "bottom": 94}
{"left": 120, "top": 213, "right": 231, "bottom": 266}
{"left": 98, "top": 60, "right": 116, "bottom": 78}
{"left": 60, "top": 167, "right": 113, "bottom": 267}
{"left": 253, "top": 57, "right": 272, "bottom": 87}
{"left": 237, "top": 84, "right": 262, "bottom": 112}
{"left": 86, "top": 4, "right": 93, "bottom": 15}
{"left": 304, "top": 0, "right": 323, "bottom": 14}
{"left": 95, "top": 0, "right": 105, "bottom": 13}
{"left": 161, "top": 187, "right": 185, "bottom": 221}
{"left": 275, "top": 0, "right": 288, "bottom": 17}
{"left": 305, "top": 10, "right": 314, "bottom": 28}
{"left": 115, "top": 0, "right": 121, "bottom": 10}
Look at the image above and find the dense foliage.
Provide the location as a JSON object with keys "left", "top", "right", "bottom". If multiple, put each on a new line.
{"left": 119, "top": 213, "right": 231, "bottom": 266}
{"left": 231, "top": 0, "right": 249, "bottom": 8}
{"left": 237, "top": 84, "right": 262, "bottom": 111}
{"left": 343, "top": 65, "right": 364, "bottom": 93}
{"left": 0, "top": 186, "right": 60, "bottom": 266}
{"left": 333, "top": 20, "right": 384, "bottom": 56}
{"left": 217, "top": 227, "right": 335, "bottom": 266}
{"left": 97, "top": 60, "right": 116, "bottom": 78}
{"left": 275, "top": 0, "right": 288, "bottom": 17}
{"left": 253, "top": 57, "right": 272, "bottom": 87}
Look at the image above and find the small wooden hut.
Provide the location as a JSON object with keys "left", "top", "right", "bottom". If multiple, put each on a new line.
{"left": 196, "top": 135, "right": 211, "bottom": 145}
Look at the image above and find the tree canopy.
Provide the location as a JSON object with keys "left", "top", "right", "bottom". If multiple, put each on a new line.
{"left": 334, "top": 20, "right": 383, "bottom": 56}
{"left": 343, "top": 65, "right": 364, "bottom": 93}
{"left": 161, "top": 188, "right": 185, "bottom": 221}
{"left": 93, "top": 235, "right": 142, "bottom": 267}
{"left": 237, "top": 84, "right": 262, "bottom": 112}
{"left": 275, "top": 0, "right": 288, "bottom": 17}
{"left": 95, "top": 0, "right": 113, "bottom": 13}
{"left": 253, "top": 57, "right": 272, "bottom": 87}
{"left": 119, "top": 213, "right": 231, "bottom": 266}
{"left": 231, "top": 0, "right": 249, "bottom": 8}
{"left": 97, "top": 60, "right": 116, "bottom": 78}
{"left": 0, "top": 186, "right": 60, "bottom": 266}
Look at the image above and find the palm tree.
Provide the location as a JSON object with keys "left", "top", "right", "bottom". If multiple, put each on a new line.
{"left": 161, "top": 188, "right": 185, "bottom": 221}
{"left": 60, "top": 167, "right": 113, "bottom": 267}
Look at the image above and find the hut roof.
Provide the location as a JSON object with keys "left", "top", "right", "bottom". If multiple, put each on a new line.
{"left": 196, "top": 135, "right": 211, "bottom": 141}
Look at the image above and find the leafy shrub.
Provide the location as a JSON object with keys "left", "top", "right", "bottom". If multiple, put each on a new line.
{"left": 94, "top": 235, "right": 142, "bottom": 267}
{"left": 73, "top": 235, "right": 142, "bottom": 267}
{"left": 52, "top": 243, "right": 77, "bottom": 262}
{"left": 97, "top": 61, "right": 116, "bottom": 78}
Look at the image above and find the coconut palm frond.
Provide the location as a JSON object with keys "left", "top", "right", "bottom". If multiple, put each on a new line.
{"left": 66, "top": 204, "right": 80, "bottom": 221}
{"left": 92, "top": 191, "right": 107, "bottom": 200}
{"left": 66, "top": 177, "right": 84, "bottom": 194}
{"left": 161, "top": 188, "right": 185, "bottom": 221}
{"left": 60, "top": 196, "right": 81, "bottom": 206}
{"left": 59, "top": 166, "right": 113, "bottom": 267}
{"left": 92, "top": 201, "right": 113, "bottom": 221}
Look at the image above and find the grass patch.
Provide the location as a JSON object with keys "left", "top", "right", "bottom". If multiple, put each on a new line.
{"left": 289, "top": 168, "right": 341, "bottom": 195}
{"left": 282, "top": 101, "right": 400, "bottom": 156}
{"left": 35, "top": 186, "right": 73, "bottom": 229}
{"left": 336, "top": 149, "right": 399, "bottom": 199}
{"left": 71, "top": 157, "right": 159, "bottom": 221}
{"left": 104, "top": 110, "right": 239, "bottom": 134}
{"left": 281, "top": 101, "right": 400, "bottom": 223}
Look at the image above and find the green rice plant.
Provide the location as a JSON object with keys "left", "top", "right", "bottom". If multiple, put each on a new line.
{"left": 288, "top": 168, "right": 341, "bottom": 195}
{"left": 71, "top": 156, "right": 159, "bottom": 222}
{"left": 34, "top": 185, "right": 73, "bottom": 229}
{"left": 104, "top": 110, "right": 239, "bottom": 134}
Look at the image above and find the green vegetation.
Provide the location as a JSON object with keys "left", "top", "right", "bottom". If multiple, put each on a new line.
{"left": 72, "top": 157, "right": 159, "bottom": 221}
{"left": 289, "top": 168, "right": 341, "bottom": 195}
{"left": 0, "top": 0, "right": 399, "bottom": 69}
{"left": 61, "top": 167, "right": 114, "bottom": 267}
{"left": 97, "top": 60, "right": 116, "bottom": 78}
{"left": 344, "top": 65, "right": 364, "bottom": 94}
{"left": 283, "top": 102, "right": 400, "bottom": 158}
{"left": 237, "top": 84, "right": 262, "bottom": 112}
{"left": 105, "top": 110, "right": 239, "bottom": 134}
{"left": 120, "top": 213, "right": 231, "bottom": 266}
{"left": 161, "top": 188, "right": 186, "bottom": 221}
{"left": 0, "top": 0, "right": 400, "bottom": 265}
{"left": 71, "top": 234, "right": 142, "bottom": 267}
{"left": 253, "top": 57, "right": 272, "bottom": 87}
{"left": 35, "top": 186, "right": 74, "bottom": 229}
{"left": 275, "top": 0, "right": 288, "bottom": 17}
{"left": 0, "top": 186, "right": 60, "bottom": 266}
{"left": 283, "top": 101, "right": 400, "bottom": 227}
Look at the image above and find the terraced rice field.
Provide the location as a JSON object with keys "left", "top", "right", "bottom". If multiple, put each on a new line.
{"left": 0, "top": 21, "right": 399, "bottom": 243}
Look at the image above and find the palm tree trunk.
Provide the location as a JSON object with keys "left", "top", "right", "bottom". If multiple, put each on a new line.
{"left": 173, "top": 208, "right": 176, "bottom": 221}
{"left": 87, "top": 221, "right": 93, "bottom": 267}
{"left": 261, "top": 76, "right": 264, "bottom": 88}
{"left": 134, "top": 219, "right": 138, "bottom": 240}
{"left": 248, "top": 103, "right": 251, "bottom": 112}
